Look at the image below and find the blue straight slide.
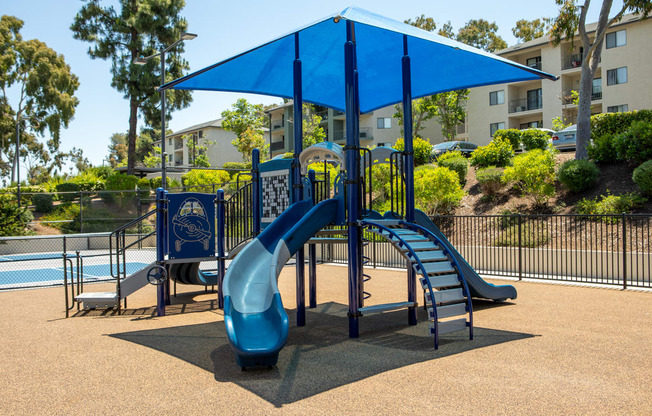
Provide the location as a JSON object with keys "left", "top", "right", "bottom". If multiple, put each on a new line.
{"left": 414, "top": 209, "right": 517, "bottom": 301}
{"left": 222, "top": 198, "right": 340, "bottom": 368}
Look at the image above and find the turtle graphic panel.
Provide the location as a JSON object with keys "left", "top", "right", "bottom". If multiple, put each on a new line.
{"left": 168, "top": 193, "right": 216, "bottom": 260}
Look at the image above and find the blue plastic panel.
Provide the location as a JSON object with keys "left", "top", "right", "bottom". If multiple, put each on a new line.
{"left": 167, "top": 193, "right": 216, "bottom": 260}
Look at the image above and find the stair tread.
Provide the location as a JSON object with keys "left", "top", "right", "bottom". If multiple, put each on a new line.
{"left": 430, "top": 318, "right": 468, "bottom": 335}
{"left": 398, "top": 241, "right": 438, "bottom": 251}
{"left": 429, "top": 303, "right": 467, "bottom": 320}
{"left": 420, "top": 274, "right": 460, "bottom": 289}
{"left": 425, "top": 288, "right": 466, "bottom": 305}
{"left": 418, "top": 261, "right": 456, "bottom": 275}
{"left": 75, "top": 292, "right": 118, "bottom": 301}
{"left": 413, "top": 250, "right": 447, "bottom": 262}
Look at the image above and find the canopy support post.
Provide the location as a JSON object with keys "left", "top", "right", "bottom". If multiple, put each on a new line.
{"left": 402, "top": 34, "right": 417, "bottom": 326}
{"left": 293, "top": 32, "right": 306, "bottom": 327}
{"left": 345, "top": 20, "right": 361, "bottom": 338}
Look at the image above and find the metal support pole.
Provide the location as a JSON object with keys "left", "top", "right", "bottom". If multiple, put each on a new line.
{"left": 293, "top": 32, "right": 306, "bottom": 327}
{"left": 155, "top": 188, "right": 166, "bottom": 316}
{"left": 308, "top": 169, "right": 317, "bottom": 308}
{"left": 252, "top": 149, "right": 261, "bottom": 235}
{"left": 160, "top": 50, "right": 167, "bottom": 190}
{"left": 518, "top": 214, "right": 523, "bottom": 281}
{"left": 217, "top": 189, "right": 226, "bottom": 308}
{"left": 15, "top": 120, "right": 21, "bottom": 207}
{"left": 622, "top": 213, "right": 627, "bottom": 289}
{"left": 402, "top": 35, "right": 417, "bottom": 326}
{"left": 345, "top": 20, "right": 361, "bottom": 338}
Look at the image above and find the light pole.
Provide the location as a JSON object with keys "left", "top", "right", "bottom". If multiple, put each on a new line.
{"left": 15, "top": 114, "right": 22, "bottom": 207}
{"left": 135, "top": 31, "right": 197, "bottom": 189}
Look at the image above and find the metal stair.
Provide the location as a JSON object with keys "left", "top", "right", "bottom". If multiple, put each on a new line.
{"left": 360, "top": 219, "right": 473, "bottom": 349}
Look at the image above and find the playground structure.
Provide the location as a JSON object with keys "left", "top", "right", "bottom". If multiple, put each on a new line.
{"left": 74, "top": 7, "right": 556, "bottom": 368}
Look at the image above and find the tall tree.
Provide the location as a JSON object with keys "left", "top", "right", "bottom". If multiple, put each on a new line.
{"left": 0, "top": 15, "right": 79, "bottom": 185}
{"left": 457, "top": 19, "right": 508, "bottom": 52}
{"left": 512, "top": 18, "right": 553, "bottom": 42}
{"left": 549, "top": 0, "right": 652, "bottom": 159}
{"left": 302, "top": 104, "right": 326, "bottom": 148}
{"left": 71, "top": 0, "right": 193, "bottom": 175}
{"left": 221, "top": 98, "right": 268, "bottom": 161}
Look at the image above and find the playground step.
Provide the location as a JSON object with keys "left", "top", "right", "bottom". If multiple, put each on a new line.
{"left": 359, "top": 301, "right": 417, "bottom": 315}
{"left": 420, "top": 274, "right": 460, "bottom": 289}
{"left": 418, "top": 261, "right": 455, "bottom": 276}
{"left": 425, "top": 288, "right": 465, "bottom": 305}
{"left": 400, "top": 241, "right": 437, "bottom": 251}
{"left": 429, "top": 303, "right": 467, "bottom": 320}
{"left": 315, "top": 229, "right": 348, "bottom": 237}
{"left": 308, "top": 237, "right": 349, "bottom": 244}
{"left": 412, "top": 250, "right": 446, "bottom": 262}
{"left": 75, "top": 292, "right": 119, "bottom": 309}
{"left": 430, "top": 318, "right": 468, "bottom": 335}
{"left": 393, "top": 234, "right": 428, "bottom": 243}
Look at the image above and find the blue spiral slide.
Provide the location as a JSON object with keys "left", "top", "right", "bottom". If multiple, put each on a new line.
{"left": 222, "top": 198, "right": 339, "bottom": 368}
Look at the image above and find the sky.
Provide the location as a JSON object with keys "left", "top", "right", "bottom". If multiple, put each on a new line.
{"left": 3, "top": 0, "right": 625, "bottom": 174}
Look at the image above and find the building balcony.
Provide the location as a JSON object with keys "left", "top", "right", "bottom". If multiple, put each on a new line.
{"left": 270, "top": 141, "right": 285, "bottom": 151}
{"left": 315, "top": 110, "right": 329, "bottom": 121}
{"left": 271, "top": 120, "right": 284, "bottom": 130}
{"left": 333, "top": 127, "right": 373, "bottom": 142}
{"left": 508, "top": 97, "right": 543, "bottom": 113}
{"left": 562, "top": 89, "right": 602, "bottom": 104}
{"left": 562, "top": 53, "right": 583, "bottom": 70}
{"left": 174, "top": 139, "right": 183, "bottom": 150}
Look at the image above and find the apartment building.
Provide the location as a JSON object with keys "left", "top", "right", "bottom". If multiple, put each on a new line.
{"left": 264, "top": 101, "right": 448, "bottom": 157}
{"left": 466, "top": 13, "right": 651, "bottom": 145}
{"left": 153, "top": 118, "right": 242, "bottom": 167}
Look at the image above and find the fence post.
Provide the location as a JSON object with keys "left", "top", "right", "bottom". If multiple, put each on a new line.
{"left": 622, "top": 213, "right": 627, "bottom": 290}
{"left": 518, "top": 214, "right": 522, "bottom": 281}
{"left": 79, "top": 191, "right": 83, "bottom": 233}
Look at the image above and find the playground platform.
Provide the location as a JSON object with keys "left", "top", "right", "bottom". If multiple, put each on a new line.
{"left": 0, "top": 264, "right": 649, "bottom": 415}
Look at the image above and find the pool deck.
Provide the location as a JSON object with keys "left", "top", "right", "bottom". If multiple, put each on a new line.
{"left": 0, "top": 264, "right": 650, "bottom": 415}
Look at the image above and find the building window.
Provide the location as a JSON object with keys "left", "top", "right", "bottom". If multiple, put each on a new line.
{"left": 490, "top": 122, "right": 505, "bottom": 136}
{"left": 527, "top": 88, "right": 543, "bottom": 110}
{"left": 520, "top": 121, "right": 542, "bottom": 129}
{"left": 377, "top": 117, "right": 391, "bottom": 129}
{"left": 489, "top": 90, "right": 505, "bottom": 106}
{"left": 606, "top": 30, "right": 626, "bottom": 49}
{"left": 607, "top": 104, "right": 628, "bottom": 113}
{"left": 526, "top": 56, "right": 542, "bottom": 70}
{"left": 168, "top": 138, "right": 173, "bottom": 146}
{"left": 198, "top": 130, "right": 203, "bottom": 139}
{"left": 607, "top": 67, "right": 627, "bottom": 85}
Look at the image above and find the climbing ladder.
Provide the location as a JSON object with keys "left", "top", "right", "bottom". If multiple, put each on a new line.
{"left": 360, "top": 219, "right": 473, "bottom": 349}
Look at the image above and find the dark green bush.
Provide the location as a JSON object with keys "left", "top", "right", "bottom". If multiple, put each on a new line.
{"left": 475, "top": 166, "right": 505, "bottom": 196}
{"left": 0, "top": 195, "right": 32, "bottom": 236}
{"left": 0, "top": 185, "right": 46, "bottom": 206}
{"left": 493, "top": 129, "right": 521, "bottom": 150}
{"left": 33, "top": 193, "right": 54, "bottom": 213}
{"left": 588, "top": 133, "right": 620, "bottom": 164}
{"left": 470, "top": 137, "right": 514, "bottom": 168}
{"left": 591, "top": 109, "right": 652, "bottom": 139}
{"left": 557, "top": 159, "right": 599, "bottom": 193}
{"left": 438, "top": 157, "right": 469, "bottom": 185}
{"left": 56, "top": 182, "right": 80, "bottom": 202}
{"left": 520, "top": 129, "right": 550, "bottom": 151}
{"left": 101, "top": 174, "right": 139, "bottom": 205}
{"left": 149, "top": 177, "right": 181, "bottom": 190}
{"left": 613, "top": 121, "right": 652, "bottom": 165}
{"left": 632, "top": 160, "right": 652, "bottom": 195}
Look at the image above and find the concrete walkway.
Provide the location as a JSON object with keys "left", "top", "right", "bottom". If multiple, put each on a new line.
{"left": 0, "top": 264, "right": 649, "bottom": 415}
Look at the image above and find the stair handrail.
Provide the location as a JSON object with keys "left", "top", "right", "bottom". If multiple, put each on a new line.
{"left": 399, "top": 221, "right": 474, "bottom": 342}
{"left": 109, "top": 208, "right": 157, "bottom": 280}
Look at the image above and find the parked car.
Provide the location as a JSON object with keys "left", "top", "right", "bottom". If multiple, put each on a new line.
{"left": 551, "top": 125, "right": 577, "bottom": 150}
{"left": 431, "top": 141, "right": 478, "bottom": 160}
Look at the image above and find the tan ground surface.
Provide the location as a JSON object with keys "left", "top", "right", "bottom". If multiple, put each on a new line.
{"left": 0, "top": 264, "right": 650, "bottom": 415}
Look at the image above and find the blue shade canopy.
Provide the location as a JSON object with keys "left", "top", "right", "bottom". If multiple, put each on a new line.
{"left": 162, "top": 7, "right": 557, "bottom": 113}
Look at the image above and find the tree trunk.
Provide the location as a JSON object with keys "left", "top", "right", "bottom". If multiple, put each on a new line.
{"left": 575, "top": 63, "right": 593, "bottom": 160}
{"left": 127, "top": 96, "right": 138, "bottom": 175}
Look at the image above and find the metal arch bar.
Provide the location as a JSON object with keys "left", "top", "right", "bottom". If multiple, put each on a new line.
{"left": 293, "top": 31, "right": 306, "bottom": 327}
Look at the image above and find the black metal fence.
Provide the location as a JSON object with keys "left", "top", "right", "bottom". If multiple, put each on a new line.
{"left": 319, "top": 213, "right": 652, "bottom": 289}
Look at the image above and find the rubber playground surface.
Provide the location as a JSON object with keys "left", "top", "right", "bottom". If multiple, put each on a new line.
{"left": 0, "top": 264, "right": 649, "bottom": 415}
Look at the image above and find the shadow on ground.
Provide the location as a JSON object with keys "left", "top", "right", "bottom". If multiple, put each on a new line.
{"left": 110, "top": 301, "right": 532, "bottom": 407}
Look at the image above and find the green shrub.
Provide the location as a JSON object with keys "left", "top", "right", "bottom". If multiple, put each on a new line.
{"left": 393, "top": 137, "right": 433, "bottom": 166}
{"left": 470, "top": 137, "right": 514, "bottom": 168}
{"left": 613, "top": 121, "right": 652, "bottom": 165}
{"left": 503, "top": 149, "right": 556, "bottom": 206}
{"left": 413, "top": 166, "right": 465, "bottom": 215}
{"left": 182, "top": 169, "right": 231, "bottom": 192}
{"left": 476, "top": 166, "right": 505, "bottom": 196}
{"left": 632, "top": 160, "right": 652, "bottom": 195}
{"left": 86, "top": 165, "right": 114, "bottom": 179}
{"left": 591, "top": 109, "right": 652, "bottom": 139}
{"left": 101, "top": 174, "right": 140, "bottom": 205}
{"left": 588, "top": 133, "right": 620, "bottom": 164}
{"left": 137, "top": 178, "right": 152, "bottom": 199}
{"left": 557, "top": 159, "right": 599, "bottom": 193}
{"left": 493, "top": 129, "right": 521, "bottom": 150}
{"left": 56, "top": 182, "right": 80, "bottom": 202}
{"left": 520, "top": 129, "right": 550, "bottom": 151}
{"left": 222, "top": 162, "right": 252, "bottom": 179}
{"left": 436, "top": 150, "right": 463, "bottom": 163}
{"left": 69, "top": 171, "right": 106, "bottom": 192}
{"left": 33, "top": 193, "right": 54, "bottom": 213}
{"left": 0, "top": 185, "right": 46, "bottom": 206}
{"left": 438, "top": 157, "right": 468, "bottom": 185}
{"left": 149, "top": 177, "right": 181, "bottom": 190}
{"left": 0, "top": 195, "right": 33, "bottom": 236}
{"left": 308, "top": 162, "right": 340, "bottom": 188}
{"left": 576, "top": 192, "right": 647, "bottom": 222}
{"left": 495, "top": 220, "right": 549, "bottom": 248}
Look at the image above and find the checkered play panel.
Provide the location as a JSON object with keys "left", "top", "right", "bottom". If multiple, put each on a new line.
{"left": 261, "top": 169, "right": 290, "bottom": 222}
